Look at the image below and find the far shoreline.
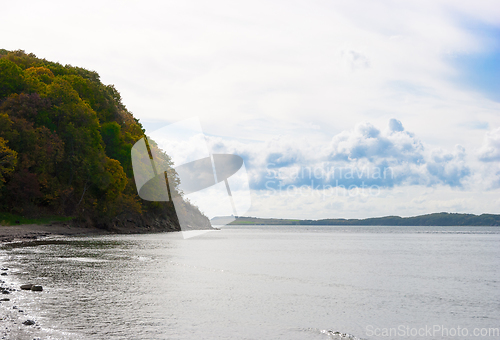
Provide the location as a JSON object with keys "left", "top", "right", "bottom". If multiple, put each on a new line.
{"left": 212, "top": 212, "right": 500, "bottom": 226}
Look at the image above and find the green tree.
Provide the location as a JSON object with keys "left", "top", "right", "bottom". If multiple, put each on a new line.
{"left": 0, "top": 59, "right": 25, "bottom": 97}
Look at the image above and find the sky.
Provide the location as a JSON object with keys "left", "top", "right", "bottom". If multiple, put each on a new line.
{"left": 2, "top": 0, "right": 500, "bottom": 219}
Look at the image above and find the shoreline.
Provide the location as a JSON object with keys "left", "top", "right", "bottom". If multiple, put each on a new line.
{"left": 0, "top": 221, "right": 216, "bottom": 339}
{"left": 0, "top": 222, "right": 111, "bottom": 339}
{"left": 0, "top": 222, "right": 111, "bottom": 244}
{"left": 0, "top": 223, "right": 115, "bottom": 339}
{"left": 1, "top": 218, "right": 218, "bottom": 245}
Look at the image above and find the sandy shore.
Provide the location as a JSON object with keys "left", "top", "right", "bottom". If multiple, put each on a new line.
{"left": 0, "top": 223, "right": 111, "bottom": 244}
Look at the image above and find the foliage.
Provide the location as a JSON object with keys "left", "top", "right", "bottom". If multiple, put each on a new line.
{"left": 0, "top": 59, "right": 25, "bottom": 98}
{"left": 0, "top": 49, "right": 181, "bottom": 226}
{"left": 0, "top": 136, "right": 17, "bottom": 190}
{"left": 0, "top": 211, "right": 73, "bottom": 226}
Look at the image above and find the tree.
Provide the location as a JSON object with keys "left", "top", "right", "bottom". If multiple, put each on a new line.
{"left": 0, "top": 59, "right": 25, "bottom": 98}
{"left": 0, "top": 50, "right": 207, "bottom": 231}
{"left": 0, "top": 137, "right": 17, "bottom": 190}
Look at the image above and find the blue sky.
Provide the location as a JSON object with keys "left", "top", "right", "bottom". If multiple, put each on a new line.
{"left": 2, "top": 0, "right": 500, "bottom": 219}
{"left": 451, "top": 22, "right": 500, "bottom": 102}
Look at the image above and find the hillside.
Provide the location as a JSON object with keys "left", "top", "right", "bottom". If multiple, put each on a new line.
{"left": 0, "top": 49, "right": 210, "bottom": 231}
{"left": 212, "top": 213, "right": 500, "bottom": 226}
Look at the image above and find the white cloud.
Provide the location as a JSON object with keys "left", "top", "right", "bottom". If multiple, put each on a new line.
{"left": 478, "top": 127, "right": 500, "bottom": 162}
{"left": 3, "top": 0, "right": 499, "bottom": 143}
{"left": 426, "top": 145, "right": 470, "bottom": 186}
{"left": 327, "top": 119, "right": 424, "bottom": 163}
{"left": 201, "top": 119, "right": 473, "bottom": 193}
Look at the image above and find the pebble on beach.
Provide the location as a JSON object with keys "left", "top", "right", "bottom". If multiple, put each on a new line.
{"left": 20, "top": 284, "right": 43, "bottom": 291}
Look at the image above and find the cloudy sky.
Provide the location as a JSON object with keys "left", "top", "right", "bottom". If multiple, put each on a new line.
{"left": 3, "top": 0, "right": 500, "bottom": 219}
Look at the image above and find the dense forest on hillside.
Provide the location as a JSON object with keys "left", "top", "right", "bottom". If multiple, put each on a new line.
{"left": 212, "top": 212, "right": 500, "bottom": 226}
{"left": 0, "top": 49, "right": 210, "bottom": 230}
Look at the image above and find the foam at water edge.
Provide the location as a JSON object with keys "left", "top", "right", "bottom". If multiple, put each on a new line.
{"left": 320, "top": 329, "right": 366, "bottom": 339}
{"left": 299, "top": 328, "right": 366, "bottom": 340}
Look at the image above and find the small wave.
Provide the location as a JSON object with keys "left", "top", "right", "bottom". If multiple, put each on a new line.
{"left": 301, "top": 328, "right": 365, "bottom": 340}
{"left": 133, "top": 255, "right": 152, "bottom": 261}
{"left": 320, "top": 329, "right": 365, "bottom": 339}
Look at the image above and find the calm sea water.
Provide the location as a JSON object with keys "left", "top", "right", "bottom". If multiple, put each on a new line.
{"left": 1, "top": 226, "right": 499, "bottom": 340}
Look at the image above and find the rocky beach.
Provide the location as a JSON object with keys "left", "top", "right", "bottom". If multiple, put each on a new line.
{"left": 0, "top": 223, "right": 162, "bottom": 340}
{"left": 0, "top": 224, "right": 98, "bottom": 340}
{"left": 0, "top": 220, "right": 215, "bottom": 340}
{"left": 1, "top": 267, "right": 42, "bottom": 340}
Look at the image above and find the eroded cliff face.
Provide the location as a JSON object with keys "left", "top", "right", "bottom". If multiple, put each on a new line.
{"left": 78, "top": 199, "right": 212, "bottom": 233}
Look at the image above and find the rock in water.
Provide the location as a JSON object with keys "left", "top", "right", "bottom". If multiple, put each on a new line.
{"left": 20, "top": 284, "right": 33, "bottom": 290}
{"left": 31, "top": 285, "right": 43, "bottom": 291}
{"left": 22, "top": 320, "right": 35, "bottom": 326}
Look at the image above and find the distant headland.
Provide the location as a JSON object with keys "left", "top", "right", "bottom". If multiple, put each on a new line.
{"left": 211, "top": 212, "right": 500, "bottom": 226}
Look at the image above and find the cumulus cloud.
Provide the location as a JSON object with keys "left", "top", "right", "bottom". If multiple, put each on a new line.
{"left": 327, "top": 119, "right": 424, "bottom": 164}
{"left": 472, "top": 128, "right": 500, "bottom": 189}
{"left": 204, "top": 119, "right": 472, "bottom": 191}
{"left": 426, "top": 145, "right": 470, "bottom": 186}
{"left": 389, "top": 118, "right": 405, "bottom": 132}
{"left": 478, "top": 127, "right": 500, "bottom": 162}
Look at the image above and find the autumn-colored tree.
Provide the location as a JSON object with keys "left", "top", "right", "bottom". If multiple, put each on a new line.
{"left": 0, "top": 137, "right": 17, "bottom": 190}
{"left": 0, "top": 49, "right": 198, "bottom": 230}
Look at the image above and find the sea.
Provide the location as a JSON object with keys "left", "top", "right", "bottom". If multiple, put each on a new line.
{"left": 1, "top": 225, "right": 499, "bottom": 340}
